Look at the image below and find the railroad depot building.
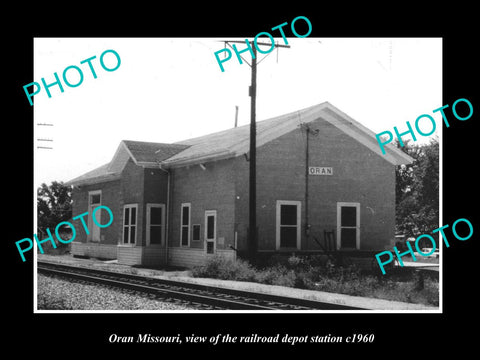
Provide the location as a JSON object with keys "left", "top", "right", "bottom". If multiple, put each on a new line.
{"left": 66, "top": 102, "right": 413, "bottom": 268}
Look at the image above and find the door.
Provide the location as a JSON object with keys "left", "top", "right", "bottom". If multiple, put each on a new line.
{"left": 337, "top": 202, "right": 360, "bottom": 249}
{"left": 88, "top": 191, "right": 102, "bottom": 242}
{"left": 147, "top": 204, "right": 165, "bottom": 246}
{"left": 204, "top": 210, "right": 217, "bottom": 254}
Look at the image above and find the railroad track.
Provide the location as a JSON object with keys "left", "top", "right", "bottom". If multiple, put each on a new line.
{"left": 37, "top": 261, "right": 364, "bottom": 311}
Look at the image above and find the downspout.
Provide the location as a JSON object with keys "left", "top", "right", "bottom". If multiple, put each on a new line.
{"left": 165, "top": 169, "right": 170, "bottom": 266}
{"left": 302, "top": 124, "right": 319, "bottom": 249}
{"left": 156, "top": 161, "right": 170, "bottom": 267}
{"left": 305, "top": 126, "right": 310, "bottom": 245}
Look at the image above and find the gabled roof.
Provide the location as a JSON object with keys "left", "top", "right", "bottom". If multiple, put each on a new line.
{"left": 122, "top": 140, "right": 190, "bottom": 165}
{"left": 66, "top": 141, "right": 189, "bottom": 186}
{"left": 66, "top": 101, "right": 413, "bottom": 186}
{"left": 162, "top": 102, "right": 413, "bottom": 167}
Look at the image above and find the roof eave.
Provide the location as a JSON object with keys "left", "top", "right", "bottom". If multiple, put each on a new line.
{"left": 321, "top": 104, "right": 415, "bottom": 165}
{"left": 161, "top": 150, "right": 237, "bottom": 169}
{"left": 66, "top": 173, "right": 121, "bottom": 187}
{"left": 386, "top": 147, "right": 415, "bottom": 165}
{"left": 136, "top": 161, "right": 163, "bottom": 168}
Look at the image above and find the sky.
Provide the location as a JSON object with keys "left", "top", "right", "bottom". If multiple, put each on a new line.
{"left": 33, "top": 37, "right": 442, "bottom": 189}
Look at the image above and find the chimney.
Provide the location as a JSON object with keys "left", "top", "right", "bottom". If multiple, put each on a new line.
{"left": 234, "top": 105, "right": 239, "bottom": 128}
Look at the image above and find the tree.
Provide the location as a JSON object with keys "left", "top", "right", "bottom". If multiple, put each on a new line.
{"left": 395, "top": 137, "right": 439, "bottom": 243}
{"left": 37, "top": 181, "right": 73, "bottom": 238}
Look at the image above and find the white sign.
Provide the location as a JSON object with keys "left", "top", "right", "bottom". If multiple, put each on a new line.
{"left": 309, "top": 167, "right": 333, "bottom": 176}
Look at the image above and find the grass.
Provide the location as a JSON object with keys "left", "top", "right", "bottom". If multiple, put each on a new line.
{"left": 191, "top": 254, "right": 439, "bottom": 306}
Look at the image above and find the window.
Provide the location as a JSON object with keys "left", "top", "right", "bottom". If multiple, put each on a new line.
{"left": 180, "top": 203, "right": 191, "bottom": 247}
{"left": 147, "top": 204, "right": 165, "bottom": 246}
{"left": 276, "top": 200, "right": 301, "bottom": 250}
{"left": 123, "top": 204, "right": 137, "bottom": 245}
{"left": 192, "top": 224, "right": 201, "bottom": 241}
{"left": 90, "top": 193, "right": 101, "bottom": 205}
{"left": 337, "top": 202, "right": 360, "bottom": 249}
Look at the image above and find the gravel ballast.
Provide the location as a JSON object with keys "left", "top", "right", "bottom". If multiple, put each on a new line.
{"left": 37, "top": 254, "right": 438, "bottom": 311}
{"left": 37, "top": 274, "right": 193, "bottom": 311}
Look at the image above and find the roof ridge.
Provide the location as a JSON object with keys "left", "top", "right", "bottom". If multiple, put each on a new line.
{"left": 174, "top": 102, "right": 329, "bottom": 145}
{"left": 162, "top": 101, "right": 414, "bottom": 167}
{"left": 122, "top": 139, "right": 186, "bottom": 146}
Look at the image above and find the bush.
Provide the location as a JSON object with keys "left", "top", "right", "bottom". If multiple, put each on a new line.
{"left": 191, "top": 255, "right": 256, "bottom": 282}
{"left": 265, "top": 254, "right": 290, "bottom": 268}
{"left": 191, "top": 254, "right": 439, "bottom": 306}
{"left": 293, "top": 270, "right": 316, "bottom": 289}
{"left": 220, "top": 258, "right": 256, "bottom": 281}
{"left": 191, "top": 255, "right": 225, "bottom": 278}
{"left": 270, "top": 270, "right": 297, "bottom": 288}
{"left": 304, "top": 254, "right": 331, "bottom": 268}
{"left": 254, "top": 265, "right": 285, "bottom": 285}
{"left": 287, "top": 254, "right": 303, "bottom": 269}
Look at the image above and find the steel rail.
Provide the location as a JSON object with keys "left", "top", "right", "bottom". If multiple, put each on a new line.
{"left": 38, "top": 265, "right": 277, "bottom": 310}
{"left": 37, "top": 261, "right": 364, "bottom": 310}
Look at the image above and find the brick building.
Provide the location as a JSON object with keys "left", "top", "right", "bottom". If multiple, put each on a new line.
{"left": 66, "top": 102, "right": 413, "bottom": 268}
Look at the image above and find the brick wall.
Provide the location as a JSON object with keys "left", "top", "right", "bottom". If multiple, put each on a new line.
{"left": 71, "top": 159, "right": 171, "bottom": 264}
{"left": 307, "top": 117, "right": 395, "bottom": 250}
{"left": 143, "top": 168, "right": 168, "bottom": 204}
{"left": 169, "top": 159, "right": 236, "bottom": 250}
{"left": 233, "top": 157, "right": 249, "bottom": 251}
{"left": 116, "top": 167, "right": 169, "bottom": 267}
{"left": 232, "top": 129, "right": 306, "bottom": 252}
{"left": 70, "top": 115, "right": 396, "bottom": 266}
{"left": 141, "top": 167, "right": 168, "bottom": 246}
{"left": 234, "top": 116, "right": 396, "bottom": 252}
{"left": 70, "top": 179, "right": 122, "bottom": 246}
{"left": 121, "top": 159, "right": 144, "bottom": 246}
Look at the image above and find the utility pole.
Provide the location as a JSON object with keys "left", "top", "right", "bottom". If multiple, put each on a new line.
{"left": 221, "top": 40, "right": 290, "bottom": 263}
{"left": 248, "top": 45, "right": 257, "bottom": 261}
